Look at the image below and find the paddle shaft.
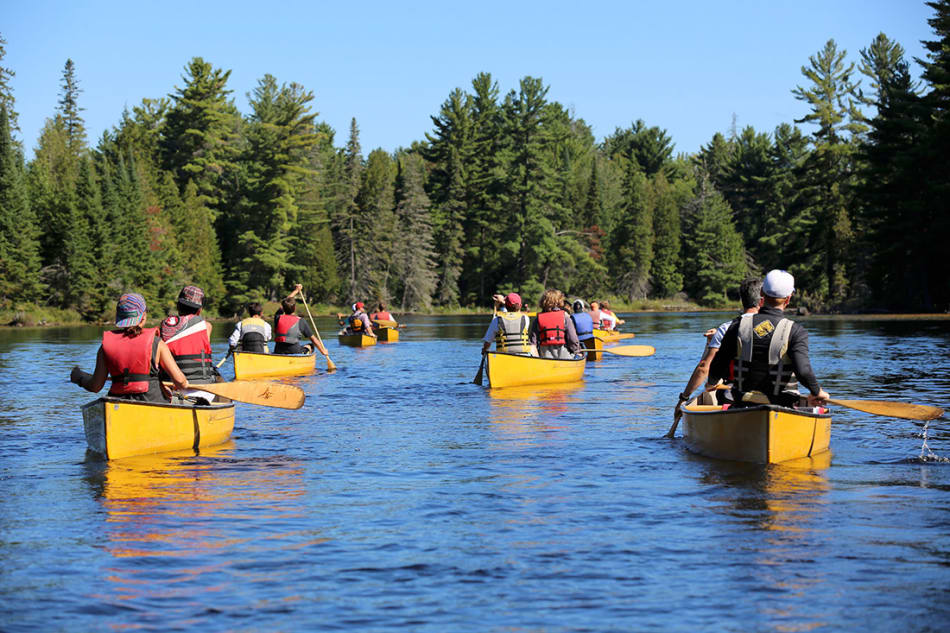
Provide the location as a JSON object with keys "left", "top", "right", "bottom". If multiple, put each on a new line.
{"left": 474, "top": 303, "right": 497, "bottom": 385}
{"left": 163, "top": 381, "right": 305, "bottom": 410}
{"left": 299, "top": 290, "right": 336, "bottom": 371}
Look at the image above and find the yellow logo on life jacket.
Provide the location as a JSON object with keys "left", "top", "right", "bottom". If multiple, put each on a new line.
{"left": 753, "top": 319, "right": 775, "bottom": 338}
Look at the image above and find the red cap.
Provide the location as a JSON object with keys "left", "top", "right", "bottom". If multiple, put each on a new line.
{"left": 504, "top": 293, "right": 522, "bottom": 310}
{"left": 354, "top": 301, "right": 365, "bottom": 310}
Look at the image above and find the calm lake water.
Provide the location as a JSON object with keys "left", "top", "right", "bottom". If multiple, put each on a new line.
{"left": 1, "top": 313, "right": 949, "bottom": 632}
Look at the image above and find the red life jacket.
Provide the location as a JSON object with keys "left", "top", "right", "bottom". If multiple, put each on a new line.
{"left": 275, "top": 314, "right": 303, "bottom": 343}
{"left": 160, "top": 314, "right": 213, "bottom": 381}
{"left": 590, "top": 309, "right": 603, "bottom": 329}
{"left": 102, "top": 328, "right": 159, "bottom": 395}
{"left": 537, "top": 310, "right": 567, "bottom": 346}
{"left": 371, "top": 311, "right": 393, "bottom": 321}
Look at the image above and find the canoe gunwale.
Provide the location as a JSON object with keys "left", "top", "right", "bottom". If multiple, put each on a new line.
{"left": 683, "top": 401, "right": 832, "bottom": 419}
{"left": 82, "top": 396, "right": 236, "bottom": 412}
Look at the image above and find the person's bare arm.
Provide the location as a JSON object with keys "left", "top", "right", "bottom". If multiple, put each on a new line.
{"left": 283, "top": 283, "right": 303, "bottom": 302}
{"left": 70, "top": 347, "right": 109, "bottom": 393}
{"left": 309, "top": 335, "right": 328, "bottom": 356}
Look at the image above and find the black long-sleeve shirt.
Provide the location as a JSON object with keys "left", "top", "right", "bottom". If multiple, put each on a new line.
{"left": 710, "top": 306, "right": 822, "bottom": 395}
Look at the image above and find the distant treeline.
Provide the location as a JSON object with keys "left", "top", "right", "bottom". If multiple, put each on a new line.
{"left": 1, "top": 2, "right": 949, "bottom": 318}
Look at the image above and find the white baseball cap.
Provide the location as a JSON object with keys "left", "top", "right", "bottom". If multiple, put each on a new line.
{"left": 762, "top": 269, "right": 795, "bottom": 298}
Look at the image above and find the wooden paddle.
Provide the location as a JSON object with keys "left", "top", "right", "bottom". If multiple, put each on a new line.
{"left": 595, "top": 333, "right": 635, "bottom": 342}
{"left": 215, "top": 352, "right": 230, "bottom": 368}
{"left": 826, "top": 398, "right": 944, "bottom": 421}
{"left": 299, "top": 290, "right": 337, "bottom": 372}
{"left": 474, "top": 303, "right": 497, "bottom": 385}
{"left": 584, "top": 344, "right": 655, "bottom": 357}
{"left": 165, "top": 381, "right": 305, "bottom": 409}
{"left": 372, "top": 318, "right": 399, "bottom": 328}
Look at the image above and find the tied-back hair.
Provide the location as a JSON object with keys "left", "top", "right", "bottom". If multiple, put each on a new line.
{"left": 122, "top": 324, "right": 144, "bottom": 338}
{"left": 539, "top": 289, "right": 565, "bottom": 312}
{"left": 740, "top": 278, "right": 763, "bottom": 310}
{"left": 281, "top": 298, "right": 297, "bottom": 314}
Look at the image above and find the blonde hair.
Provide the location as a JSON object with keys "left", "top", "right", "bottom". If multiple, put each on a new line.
{"left": 539, "top": 289, "right": 565, "bottom": 312}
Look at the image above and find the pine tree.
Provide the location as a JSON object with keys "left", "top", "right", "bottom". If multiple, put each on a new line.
{"left": 0, "top": 104, "right": 42, "bottom": 304}
{"left": 650, "top": 172, "right": 682, "bottom": 297}
{"left": 294, "top": 122, "right": 339, "bottom": 304}
{"left": 681, "top": 184, "right": 747, "bottom": 305}
{"left": 333, "top": 118, "right": 365, "bottom": 300}
{"left": 58, "top": 59, "right": 87, "bottom": 155}
{"left": 393, "top": 153, "right": 438, "bottom": 310}
{"left": 0, "top": 34, "right": 19, "bottom": 137}
{"left": 611, "top": 163, "right": 654, "bottom": 300}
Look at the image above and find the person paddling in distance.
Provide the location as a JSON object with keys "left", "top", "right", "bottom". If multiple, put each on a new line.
{"left": 275, "top": 284, "right": 332, "bottom": 356}
{"left": 369, "top": 302, "right": 396, "bottom": 325}
{"left": 481, "top": 292, "right": 534, "bottom": 356}
{"left": 339, "top": 301, "right": 377, "bottom": 339}
{"left": 709, "top": 270, "right": 829, "bottom": 408}
{"left": 599, "top": 300, "right": 624, "bottom": 329}
{"left": 673, "top": 278, "right": 763, "bottom": 425}
{"left": 70, "top": 293, "right": 189, "bottom": 402}
{"left": 160, "top": 286, "right": 218, "bottom": 391}
{"left": 529, "top": 289, "right": 583, "bottom": 360}
{"left": 227, "top": 302, "right": 271, "bottom": 355}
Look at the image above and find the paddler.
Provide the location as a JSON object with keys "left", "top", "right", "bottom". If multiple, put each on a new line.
{"left": 528, "top": 289, "right": 582, "bottom": 360}
{"left": 481, "top": 292, "right": 534, "bottom": 356}
{"left": 338, "top": 301, "right": 377, "bottom": 339}
{"left": 370, "top": 302, "right": 396, "bottom": 325}
{"left": 159, "top": 285, "right": 217, "bottom": 387}
{"left": 673, "top": 277, "right": 762, "bottom": 422}
{"left": 70, "top": 293, "right": 188, "bottom": 402}
{"left": 227, "top": 302, "right": 271, "bottom": 354}
{"left": 709, "top": 270, "right": 829, "bottom": 408}
{"left": 570, "top": 299, "right": 595, "bottom": 344}
{"left": 274, "top": 284, "right": 333, "bottom": 356}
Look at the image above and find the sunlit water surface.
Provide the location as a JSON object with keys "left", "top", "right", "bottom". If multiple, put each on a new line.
{"left": 1, "top": 314, "right": 949, "bottom": 632}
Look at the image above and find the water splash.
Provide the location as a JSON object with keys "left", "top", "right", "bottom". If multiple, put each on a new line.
{"left": 919, "top": 420, "right": 950, "bottom": 463}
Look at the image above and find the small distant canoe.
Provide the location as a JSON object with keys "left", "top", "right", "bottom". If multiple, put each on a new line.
{"left": 82, "top": 397, "right": 235, "bottom": 460}
{"left": 485, "top": 351, "right": 586, "bottom": 388}
{"left": 593, "top": 328, "right": 633, "bottom": 342}
{"left": 233, "top": 350, "right": 316, "bottom": 380}
{"left": 582, "top": 337, "right": 603, "bottom": 361}
{"left": 375, "top": 327, "right": 399, "bottom": 343}
{"left": 682, "top": 400, "right": 831, "bottom": 464}
{"left": 338, "top": 333, "right": 377, "bottom": 347}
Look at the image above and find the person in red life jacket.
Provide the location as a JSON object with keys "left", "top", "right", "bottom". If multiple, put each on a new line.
{"left": 673, "top": 278, "right": 763, "bottom": 424}
{"left": 369, "top": 302, "right": 396, "bottom": 326}
{"left": 274, "top": 284, "right": 332, "bottom": 356}
{"left": 599, "top": 300, "right": 624, "bottom": 329}
{"left": 159, "top": 285, "right": 217, "bottom": 387}
{"left": 528, "top": 289, "right": 582, "bottom": 360}
{"left": 481, "top": 292, "right": 534, "bottom": 356}
{"left": 589, "top": 301, "right": 604, "bottom": 330}
{"left": 70, "top": 293, "right": 188, "bottom": 402}
{"left": 339, "top": 301, "right": 377, "bottom": 338}
{"left": 710, "top": 270, "right": 829, "bottom": 408}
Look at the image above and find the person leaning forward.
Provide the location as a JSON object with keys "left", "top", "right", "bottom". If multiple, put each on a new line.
{"left": 709, "top": 270, "right": 829, "bottom": 408}
{"left": 482, "top": 292, "right": 534, "bottom": 356}
{"left": 674, "top": 277, "right": 763, "bottom": 422}
{"left": 70, "top": 293, "right": 188, "bottom": 403}
{"left": 274, "top": 284, "right": 331, "bottom": 356}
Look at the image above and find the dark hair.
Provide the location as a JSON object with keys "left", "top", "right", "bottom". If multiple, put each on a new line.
{"left": 281, "top": 298, "right": 297, "bottom": 314}
{"left": 177, "top": 302, "right": 200, "bottom": 316}
{"left": 121, "top": 324, "right": 144, "bottom": 338}
{"left": 739, "top": 278, "right": 763, "bottom": 310}
{"left": 377, "top": 303, "right": 385, "bottom": 311}
{"left": 247, "top": 302, "right": 263, "bottom": 316}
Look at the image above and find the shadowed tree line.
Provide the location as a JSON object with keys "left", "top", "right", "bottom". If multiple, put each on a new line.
{"left": 1, "top": 2, "right": 949, "bottom": 318}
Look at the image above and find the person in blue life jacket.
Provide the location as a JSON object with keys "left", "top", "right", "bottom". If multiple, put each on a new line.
{"left": 481, "top": 292, "right": 534, "bottom": 356}
{"left": 709, "top": 270, "right": 830, "bottom": 408}
{"left": 528, "top": 289, "right": 582, "bottom": 360}
{"left": 570, "top": 299, "right": 595, "bottom": 343}
{"left": 273, "top": 284, "right": 331, "bottom": 357}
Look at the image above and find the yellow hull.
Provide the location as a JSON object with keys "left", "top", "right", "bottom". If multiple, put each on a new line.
{"left": 682, "top": 401, "right": 831, "bottom": 464}
{"left": 485, "top": 351, "right": 586, "bottom": 388}
{"left": 375, "top": 327, "right": 399, "bottom": 342}
{"left": 582, "top": 336, "right": 603, "bottom": 361}
{"left": 233, "top": 350, "right": 316, "bottom": 380}
{"left": 338, "top": 333, "right": 377, "bottom": 347}
{"left": 593, "top": 328, "right": 625, "bottom": 342}
{"left": 82, "top": 397, "right": 235, "bottom": 460}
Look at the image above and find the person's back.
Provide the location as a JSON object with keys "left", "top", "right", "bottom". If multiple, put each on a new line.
{"left": 160, "top": 286, "right": 215, "bottom": 385}
{"left": 371, "top": 303, "right": 394, "bottom": 323}
{"left": 570, "top": 300, "right": 594, "bottom": 342}
{"left": 274, "top": 297, "right": 309, "bottom": 354}
{"left": 103, "top": 325, "right": 165, "bottom": 401}
{"left": 482, "top": 293, "right": 533, "bottom": 356}
{"left": 530, "top": 289, "right": 581, "bottom": 360}
{"left": 233, "top": 302, "right": 270, "bottom": 353}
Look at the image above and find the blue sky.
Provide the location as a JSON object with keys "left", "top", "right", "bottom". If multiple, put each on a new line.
{"left": 4, "top": 1, "right": 938, "bottom": 159}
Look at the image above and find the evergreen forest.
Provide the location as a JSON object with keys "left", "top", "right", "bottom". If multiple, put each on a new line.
{"left": 2, "top": 2, "right": 949, "bottom": 319}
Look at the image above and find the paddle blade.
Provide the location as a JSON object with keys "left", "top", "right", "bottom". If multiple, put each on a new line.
{"left": 326, "top": 356, "right": 337, "bottom": 372}
{"left": 202, "top": 380, "right": 305, "bottom": 410}
{"left": 373, "top": 318, "right": 398, "bottom": 328}
{"left": 473, "top": 355, "right": 486, "bottom": 385}
{"left": 604, "top": 344, "right": 655, "bottom": 357}
{"left": 828, "top": 398, "right": 944, "bottom": 421}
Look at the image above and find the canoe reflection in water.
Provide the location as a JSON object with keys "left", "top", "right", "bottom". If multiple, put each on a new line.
{"left": 81, "top": 446, "right": 318, "bottom": 609}
{"left": 487, "top": 382, "right": 585, "bottom": 437}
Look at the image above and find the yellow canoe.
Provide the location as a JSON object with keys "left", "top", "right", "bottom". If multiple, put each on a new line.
{"left": 682, "top": 400, "right": 831, "bottom": 464}
{"left": 593, "top": 328, "right": 634, "bottom": 342}
{"left": 485, "top": 351, "right": 586, "bottom": 388}
{"left": 82, "top": 397, "right": 235, "bottom": 460}
{"left": 375, "top": 327, "right": 399, "bottom": 342}
{"left": 338, "top": 333, "right": 377, "bottom": 347}
{"left": 233, "top": 350, "right": 316, "bottom": 380}
{"left": 581, "top": 336, "right": 603, "bottom": 361}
